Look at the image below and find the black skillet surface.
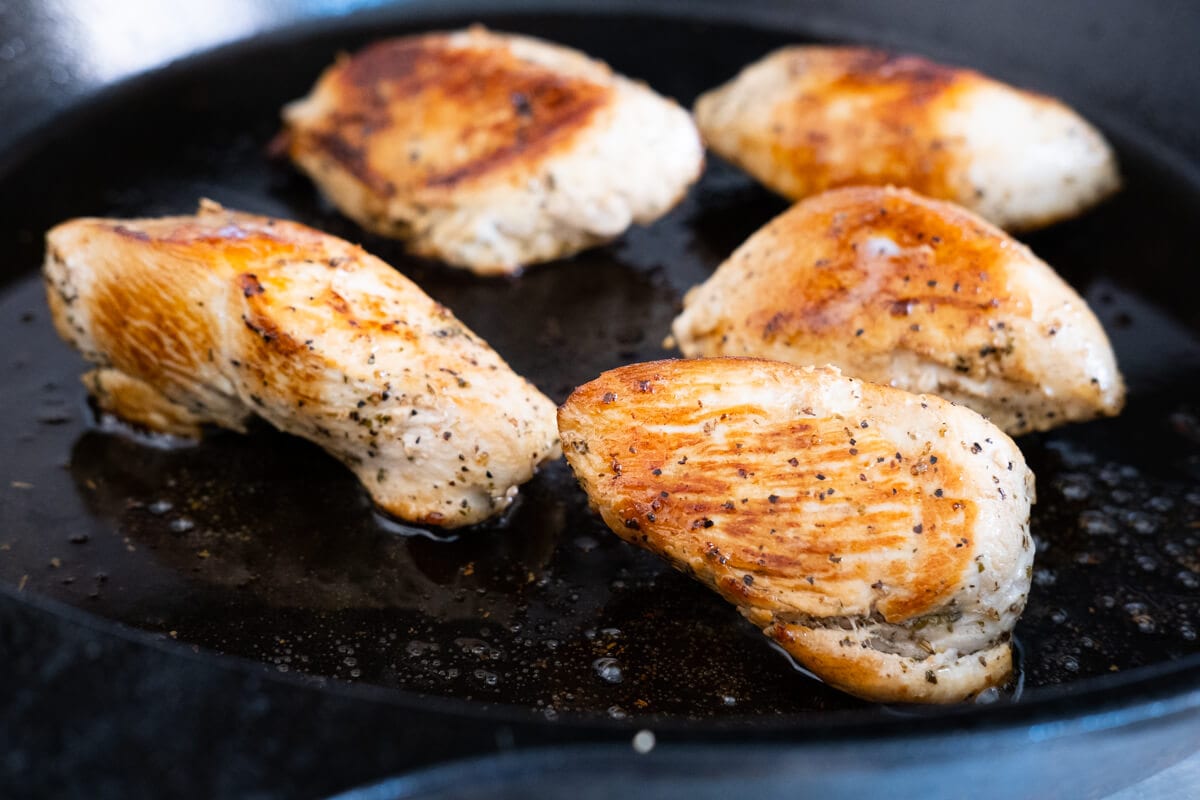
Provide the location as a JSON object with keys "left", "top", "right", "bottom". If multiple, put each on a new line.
{"left": 1, "top": 1, "right": 1199, "bottom": 797}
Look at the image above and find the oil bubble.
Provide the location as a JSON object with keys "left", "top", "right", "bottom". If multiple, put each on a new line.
{"left": 168, "top": 517, "right": 195, "bottom": 533}
{"left": 1033, "top": 568, "right": 1057, "bottom": 588}
{"left": 147, "top": 500, "right": 173, "bottom": 515}
{"left": 405, "top": 640, "right": 439, "bottom": 657}
{"left": 1078, "top": 511, "right": 1117, "bottom": 535}
{"left": 593, "top": 657, "right": 623, "bottom": 684}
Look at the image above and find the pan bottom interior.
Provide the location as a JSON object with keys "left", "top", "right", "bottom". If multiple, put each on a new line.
{"left": 1, "top": 10, "right": 1198, "bottom": 721}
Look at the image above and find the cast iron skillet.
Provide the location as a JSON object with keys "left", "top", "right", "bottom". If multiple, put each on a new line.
{"left": 1, "top": 1, "right": 1198, "bottom": 797}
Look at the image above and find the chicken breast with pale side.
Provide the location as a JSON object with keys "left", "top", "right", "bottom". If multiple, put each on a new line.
{"left": 281, "top": 26, "right": 704, "bottom": 275}
{"left": 44, "top": 200, "right": 560, "bottom": 527}
{"left": 559, "top": 358, "right": 1035, "bottom": 704}
{"left": 694, "top": 46, "right": 1119, "bottom": 231}
{"left": 671, "top": 186, "right": 1124, "bottom": 436}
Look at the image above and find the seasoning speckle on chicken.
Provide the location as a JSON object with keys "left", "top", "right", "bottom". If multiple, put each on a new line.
{"left": 281, "top": 26, "right": 704, "bottom": 275}
{"left": 560, "top": 359, "right": 1035, "bottom": 703}
{"left": 694, "top": 46, "right": 1119, "bottom": 231}
{"left": 44, "top": 201, "right": 560, "bottom": 527}
{"left": 672, "top": 186, "right": 1124, "bottom": 435}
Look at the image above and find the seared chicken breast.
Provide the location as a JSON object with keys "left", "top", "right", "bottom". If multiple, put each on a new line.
{"left": 694, "top": 46, "right": 1119, "bottom": 231}
{"left": 281, "top": 26, "right": 704, "bottom": 275}
{"left": 44, "top": 201, "right": 560, "bottom": 527}
{"left": 559, "top": 358, "right": 1035, "bottom": 703}
{"left": 671, "top": 186, "right": 1124, "bottom": 435}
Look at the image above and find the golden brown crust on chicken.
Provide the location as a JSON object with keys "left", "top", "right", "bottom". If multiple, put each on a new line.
{"left": 282, "top": 27, "right": 703, "bottom": 274}
{"left": 694, "top": 46, "right": 1120, "bottom": 231}
{"left": 294, "top": 31, "right": 610, "bottom": 198}
{"left": 559, "top": 358, "right": 1035, "bottom": 703}
{"left": 83, "top": 368, "right": 209, "bottom": 439}
{"left": 44, "top": 201, "right": 560, "bottom": 527}
{"left": 671, "top": 186, "right": 1125, "bottom": 435}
